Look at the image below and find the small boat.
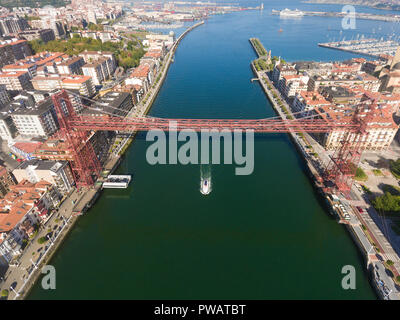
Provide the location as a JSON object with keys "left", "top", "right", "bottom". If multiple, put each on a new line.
{"left": 278, "top": 28, "right": 283, "bottom": 32}
{"left": 200, "top": 178, "right": 211, "bottom": 195}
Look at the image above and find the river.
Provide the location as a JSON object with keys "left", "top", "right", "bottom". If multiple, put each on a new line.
{"left": 28, "top": 0, "right": 392, "bottom": 299}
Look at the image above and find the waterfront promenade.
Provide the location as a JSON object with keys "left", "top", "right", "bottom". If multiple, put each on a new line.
{"left": 0, "top": 21, "right": 205, "bottom": 300}
{"left": 249, "top": 40, "right": 400, "bottom": 299}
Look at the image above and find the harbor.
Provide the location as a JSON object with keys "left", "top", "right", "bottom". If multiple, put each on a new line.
{"left": 318, "top": 38, "right": 399, "bottom": 58}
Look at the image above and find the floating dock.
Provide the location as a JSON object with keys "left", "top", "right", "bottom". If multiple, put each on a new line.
{"left": 102, "top": 175, "right": 132, "bottom": 189}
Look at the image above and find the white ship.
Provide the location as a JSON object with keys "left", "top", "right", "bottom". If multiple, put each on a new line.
{"left": 200, "top": 177, "right": 211, "bottom": 195}
{"left": 279, "top": 8, "right": 304, "bottom": 17}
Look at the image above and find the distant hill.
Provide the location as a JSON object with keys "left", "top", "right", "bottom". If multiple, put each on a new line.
{"left": 0, "top": 0, "right": 70, "bottom": 8}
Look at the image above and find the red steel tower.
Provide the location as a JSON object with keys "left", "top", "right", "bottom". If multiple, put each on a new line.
{"left": 51, "top": 90, "right": 101, "bottom": 188}
{"left": 323, "top": 101, "right": 377, "bottom": 196}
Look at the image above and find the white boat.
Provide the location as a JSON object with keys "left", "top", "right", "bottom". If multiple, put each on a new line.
{"left": 200, "top": 178, "right": 211, "bottom": 195}
{"left": 280, "top": 8, "right": 304, "bottom": 17}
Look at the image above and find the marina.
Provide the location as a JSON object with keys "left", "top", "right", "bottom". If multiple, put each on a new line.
{"left": 318, "top": 38, "right": 400, "bottom": 58}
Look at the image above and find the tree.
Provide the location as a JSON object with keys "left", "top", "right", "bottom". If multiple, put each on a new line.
{"left": 387, "top": 260, "right": 394, "bottom": 266}
{"left": 28, "top": 36, "right": 145, "bottom": 70}
{"left": 390, "top": 159, "right": 400, "bottom": 179}
{"left": 1, "top": 289, "right": 8, "bottom": 297}
{"left": 354, "top": 167, "right": 367, "bottom": 181}
{"left": 372, "top": 192, "right": 400, "bottom": 212}
{"left": 87, "top": 23, "right": 104, "bottom": 32}
{"left": 37, "top": 236, "right": 48, "bottom": 244}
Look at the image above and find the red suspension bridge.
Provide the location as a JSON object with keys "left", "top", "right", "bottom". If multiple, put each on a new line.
{"left": 34, "top": 90, "right": 373, "bottom": 194}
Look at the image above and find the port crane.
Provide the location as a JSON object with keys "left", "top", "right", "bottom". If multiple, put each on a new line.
{"left": 34, "top": 90, "right": 376, "bottom": 195}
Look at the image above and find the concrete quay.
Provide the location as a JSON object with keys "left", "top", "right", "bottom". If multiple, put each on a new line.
{"left": 250, "top": 48, "right": 400, "bottom": 299}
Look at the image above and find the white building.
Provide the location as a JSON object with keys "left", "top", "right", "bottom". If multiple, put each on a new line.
{"left": 11, "top": 98, "right": 59, "bottom": 138}
{"left": 13, "top": 159, "right": 75, "bottom": 195}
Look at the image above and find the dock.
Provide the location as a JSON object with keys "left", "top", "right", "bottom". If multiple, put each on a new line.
{"left": 318, "top": 38, "right": 399, "bottom": 58}
{"left": 102, "top": 175, "right": 132, "bottom": 189}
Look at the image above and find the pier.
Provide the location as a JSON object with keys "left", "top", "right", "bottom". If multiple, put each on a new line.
{"left": 318, "top": 39, "right": 399, "bottom": 58}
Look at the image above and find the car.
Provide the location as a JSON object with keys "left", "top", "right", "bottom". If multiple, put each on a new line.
{"left": 356, "top": 206, "right": 363, "bottom": 213}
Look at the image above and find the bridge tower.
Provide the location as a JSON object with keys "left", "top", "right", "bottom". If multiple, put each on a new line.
{"left": 323, "top": 101, "right": 377, "bottom": 196}
{"left": 51, "top": 90, "right": 101, "bottom": 188}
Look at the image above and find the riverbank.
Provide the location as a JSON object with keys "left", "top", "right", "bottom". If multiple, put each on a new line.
{"left": 249, "top": 38, "right": 400, "bottom": 299}
{"left": 7, "top": 21, "right": 205, "bottom": 301}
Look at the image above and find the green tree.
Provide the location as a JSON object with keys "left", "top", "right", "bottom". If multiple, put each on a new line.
{"left": 355, "top": 167, "right": 368, "bottom": 181}
{"left": 372, "top": 192, "right": 400, "bottom": 212}
{"left": 1, "top": 289, "right": 8, "bottom": 297}
{"left": 37, "top": 236, "right": 48, "bottom": 244}
{"left": 390, "top": 159, "right": 400, "bottom": 179}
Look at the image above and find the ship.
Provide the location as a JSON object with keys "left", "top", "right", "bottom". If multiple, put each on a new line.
{"left": 279, "top": 8, "right": 304, "bottom": 17}
{"left": 200, "top": 177, "right": 211, "bottom": 195}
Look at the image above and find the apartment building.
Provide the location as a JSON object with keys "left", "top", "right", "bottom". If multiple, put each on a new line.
{"left": 292, "top": 91, "right": 332, "bottom": 117}
{"left": 32, "top": 74, "right": 96, "bottom": 97}
{"left": 31, "top": 19, "right": 65, "bottom": 39}
{"left": 0, "top": 112, "right": 18, "bottom": 141}
{"left": 0, "top": 39, "right": 32, "bottom": 68}
{"left": 18, "top": 29, "right": 55, "bottom": 43}
{"left": 308, "top": 73, "right": 380, "bottom": 92}
{"left": 56, "top": 56, "right": 85, "bottom": 75}
{"left": 0, "top": 84, "right": 10, "bottom": 106}
{"left": 0, "top": 180, "right": 61, "bottom": 264}
{"left": 13, "top": 159, "right": 74, "bottom": 195}
{"left": 61, "top": 75, "right": 95, "bottom": 97}
{"left": 0, "top": 16, "right": 29, "bottom": 36}
{"left": 82, "top": 58, "right": 110, "bottom": 86}
{"left": 0, "top": 71, "right": 32, "bottom": 91}
{"left": 11, "top": 98, "right": 59, "bottom": 138}
{"left": 84, "top": 91, "right": 133, "bottom": 118}
{"left": 316, "top": 104, "right": 398, "bottom": 151}
{"left": 0, "top": 165, "right": 16, "bottom": 198}
{"left": 125, "top": 64, "right": 151, "bottom": 92}
{"left": 78, "top": 51, "right": 116, "bottom": 76}
{"left": 279, "top": 74, "right": 309, "bottom": 99}
{"left": 272, "top": 63, "right": 297, "bottom": 86}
